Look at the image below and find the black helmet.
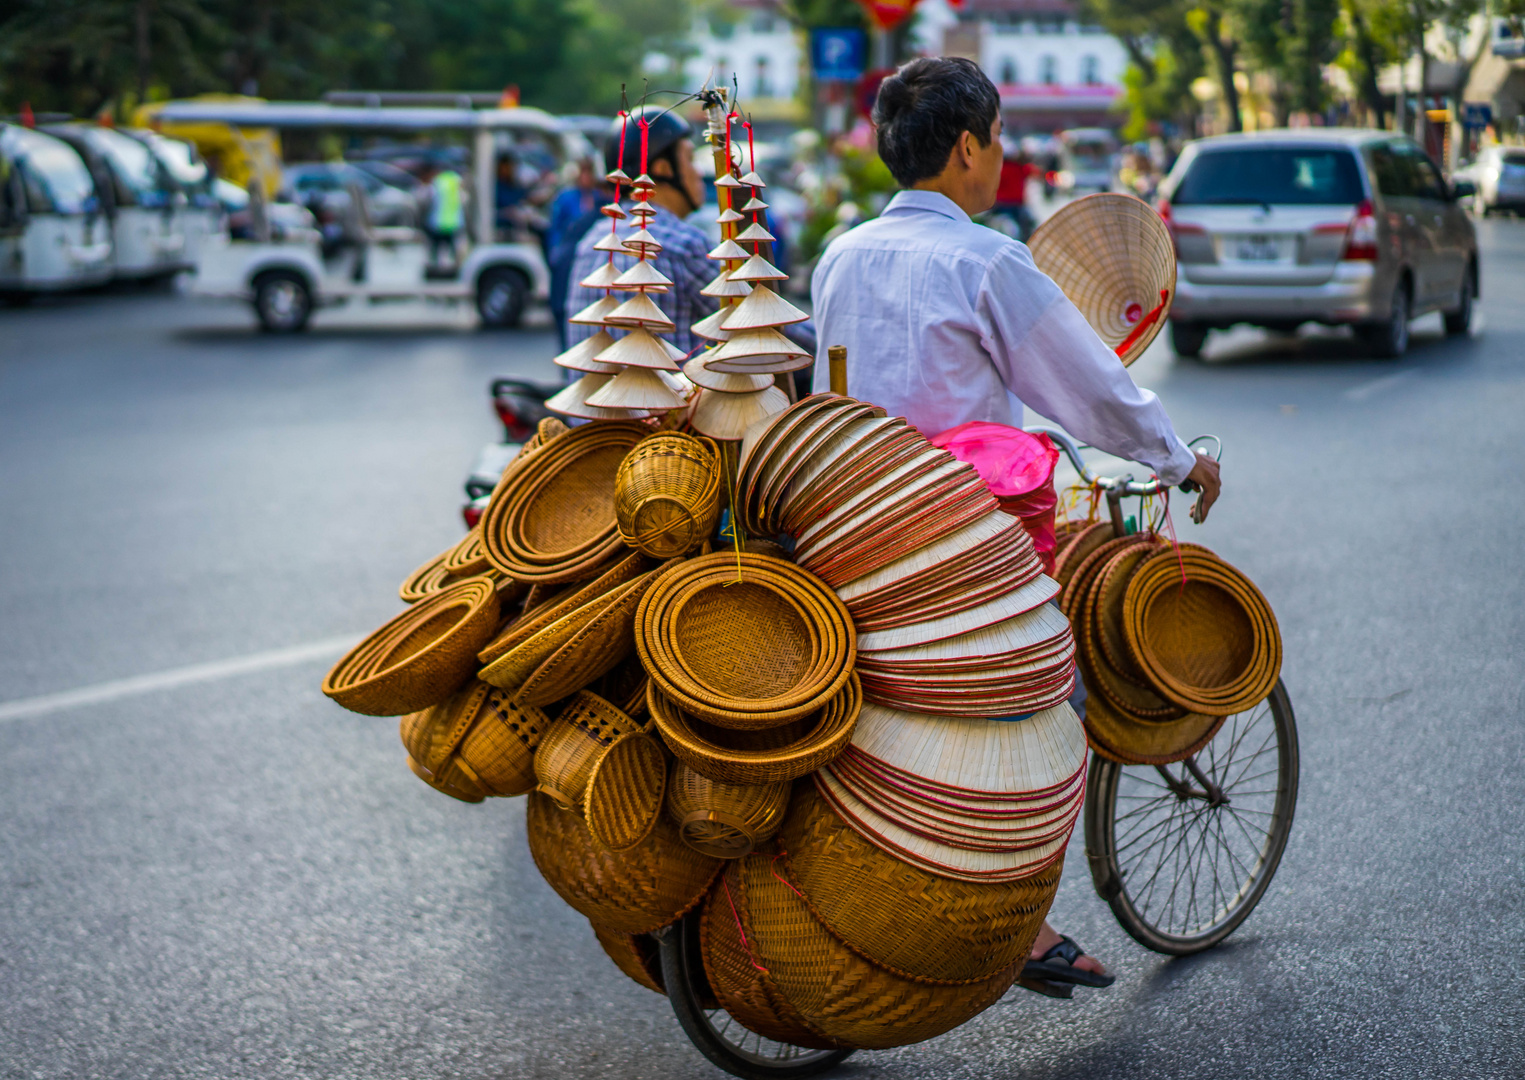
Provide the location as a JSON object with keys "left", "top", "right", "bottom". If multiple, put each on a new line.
{"left": 603, "top": 105, "right": 694, "bottom": 178}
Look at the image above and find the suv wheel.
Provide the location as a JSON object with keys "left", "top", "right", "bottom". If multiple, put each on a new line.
{"left": 1169, "top": 319, "right": 1209, "bottom": 358}
{"left": 253, "top": 271, "right": 313, "bottom": 333}
{"left": 477, "top": 267, "right": 528, "bottom": 329}
{"left": 1443, "top": 266, "right": 1475, "bottom": 336}
{"left": 1358, "top": 278, "right": 1410, "bottom": 358}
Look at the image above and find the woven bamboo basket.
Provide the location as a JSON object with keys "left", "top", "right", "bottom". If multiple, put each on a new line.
{"left": 525, "top": 791, "right": 722, "bottom": 935}
{"left": 614, "top": 433, "right": 723, "bottom": 558}
{"left": 700, "top": 853, "right": 1022, "bottom": 1050}
{"left": 1082, "top": 689, "right": 1226, "bottom": 766}
{"left": 477, "top": 552, "right": 650, "bottom": 666}
{"left": 591, "top": 922, "right": 666, "bottom": 994}
{"left": 776, "top": 784, "right": 1061, "bottom": 983}
{"left": 584, "top": 730, "right": 669, "bottom": 852}
{"left": 399, "top": 679, "right": 549, "bottom": 800}
{"left": 1123, "top": 548, "right": 1282, "bottom": 716}
{"left": 648, "top": 674, "right": 860, "bottom": 785}
{"left": 442, "top": 525, "right": 492, "bottom": 577}
{"left": 1052, "top": 521, "right": 1114, "bottom": 589}
{"left": 1027, "top": 192, "right": 1175, "bottom": 367}
{"left": 323, "top": 578, "right": 500, "bottom": 716}
{"left": 514, "top": 567, "right": 665, "bottom": 708}
{"left": 399, "top": 547, "right": 456, "bottom": 603}
{"left": 533, "top": 691, "right": 649, "bottom": 812}
{"left": 666, "top": 763, "right": 790, "bottom": 859}
{"left": 1074, "top": 543, "right": 1187, "bottom": 721}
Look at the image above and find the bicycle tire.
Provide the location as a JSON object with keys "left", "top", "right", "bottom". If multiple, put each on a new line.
{"left": 657, "top": 912, "right": 855, "bottom": 1080}
{"left": 1083, "top": 679, "right": 1299, "bottom": 955}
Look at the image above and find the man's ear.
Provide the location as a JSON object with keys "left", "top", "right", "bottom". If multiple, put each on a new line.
{"left": 651, "top": 156, "right": 675, "bottom": 180}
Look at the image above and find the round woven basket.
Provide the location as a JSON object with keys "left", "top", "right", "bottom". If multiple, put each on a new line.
{"left": 1074, "top": 541, "right": 1186, "bottom": 720}
{"left": 533, "top": 691, "right": 649, "bottom": 812}
{"left": 1082, "top": 689, "right": 1226, "bottom": 766}
{"left": 648, "top": 674, "right": 860, "bottom": 785}
{"left": 477, "top": 552, "right": 650, "bottom": 666}
{"left": 615, "top": 433, "right": 723, "bottom": 558}
{"left": 324, "top": 578, "right": 500, "bottom": 716}
{"left": 776, "top": 784, "right": 1060, "bottom": 983}
{"left": 399, "top": 679, "right": 549, "bottom": 800}
{"left": 1027, "top": 192, "right": 1175, "bottom": 367}
{"left": 636, "top": 553, "right": 856, "bottom": 729}
{"left": 700, "top": 852, "right": 1022, "bottom": 1050}
{"left": 399, "top": 547, "right": 456, "bottom": 603}
{"left": 479, "top": 570, "right": 651, "bottom": 694}
{"left": 525, "top": 791, "right": 721, "bottom": 935}
{"left": 584, "top": 730, "right": 669, "bottom": 852}
{"left": 666, "top": 763, "right": 790, "bottom": 859}
{"left": 591, "top": 922, "right": 666, "bottom": 994}
{"left": 1123, "top": 548, "right": 1282, "bottom": 716}
{"left": 442, "top": 525, "right": 492, "bottom": 577}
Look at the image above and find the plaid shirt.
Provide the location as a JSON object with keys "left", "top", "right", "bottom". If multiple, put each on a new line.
{"left": 565, "top": 202, "right": 717, "bottom": 358}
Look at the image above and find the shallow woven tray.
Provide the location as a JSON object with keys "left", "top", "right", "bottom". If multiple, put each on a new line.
{"left": 442, "top": 525, "right": 492, "bottom": 577}
{"left": 324, "top": 578, "right": 500, "bottom": 716}
{"left": 477, "top": 552, "right": 650, "bottom": 665}
{"left": 591, "top": 922, "right": 666, "bottom": 995}
{"left": 514, "top": 568, "right": 664, "bottom": 708}
{"left": 398, "top": 547, "right": 456, "bottom": 603}
{"left": 1082, "top": 689, "right": 1226, "bottom": 766}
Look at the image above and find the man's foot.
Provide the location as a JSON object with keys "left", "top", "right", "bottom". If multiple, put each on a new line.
{"left": 1023, "top": 922, "right": 1115, "bottom": 988}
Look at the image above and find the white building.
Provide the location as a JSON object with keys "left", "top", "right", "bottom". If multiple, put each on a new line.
{"left": 680, "top": 0, "right": 804, "bottom": 117}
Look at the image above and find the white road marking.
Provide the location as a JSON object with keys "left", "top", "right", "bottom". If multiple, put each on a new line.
{"left": 1344, "top": 370, "right": 1415, "bottom": 402}
{"left": 0, "top": 635, "right": 361, "bottom": 724}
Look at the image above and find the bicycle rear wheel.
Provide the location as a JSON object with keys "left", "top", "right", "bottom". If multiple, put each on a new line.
{"left": 1083, "top": 679, "right": 1299, "bottom": 955}
{"left": 657, "top": 912, "right": 855, "bottom": 1080}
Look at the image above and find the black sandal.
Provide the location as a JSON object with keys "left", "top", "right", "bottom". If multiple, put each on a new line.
{"left": 1021, "top": 935, "right": 1116, "bottom": 988}
{"left": 1016, "top": 977, "right": 1074, "bottom": 1000}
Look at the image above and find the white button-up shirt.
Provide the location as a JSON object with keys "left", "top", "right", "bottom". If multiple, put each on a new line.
{"left": 811, "top": 189, "right": 1198, "bottom": 485}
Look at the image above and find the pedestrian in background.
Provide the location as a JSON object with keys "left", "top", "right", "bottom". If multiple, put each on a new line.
{"left": 994, "top": 144, "right": 1038, "bottom": 241}
{"left": 424, "top": 165, "right": 464, "bottom": 271}
{"left": 547, "top": 157, "right": 611, "bottom": 347}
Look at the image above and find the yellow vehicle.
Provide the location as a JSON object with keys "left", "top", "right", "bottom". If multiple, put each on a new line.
{"left": 132, "top": 96, "right": 283, "bottom": 198}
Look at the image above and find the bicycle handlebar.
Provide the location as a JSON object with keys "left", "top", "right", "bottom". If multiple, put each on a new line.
{"left": 1025, "top": 426, "right": 1222, "bottom": 498}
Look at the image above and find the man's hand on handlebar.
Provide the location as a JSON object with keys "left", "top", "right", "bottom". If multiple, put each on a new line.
{"left": 1180, "top": 453, "right": 1221, "bottom": 524}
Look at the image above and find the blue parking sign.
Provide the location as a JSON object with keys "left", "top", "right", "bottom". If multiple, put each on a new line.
{"left": 811, "top": 28, "right": 867, "bottom": 82}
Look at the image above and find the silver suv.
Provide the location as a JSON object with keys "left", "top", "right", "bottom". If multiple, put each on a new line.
{"left": 1159, "top": 130, "right": 1478, "bottom": 358}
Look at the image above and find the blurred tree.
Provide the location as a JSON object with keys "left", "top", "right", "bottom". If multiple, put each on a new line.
{"left": 1236, "top": 0, "right": 1341, "bottom": 122}
{"left": 1081, "top": 0, "right": 1206, "bottom": 138}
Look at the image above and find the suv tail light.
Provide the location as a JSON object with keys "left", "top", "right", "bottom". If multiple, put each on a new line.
{"left": 1340, "top": 200, "right": 1378, "bottom": 260}
{"left": 1157, "top": 199, "right": 1205, "bottom": 255}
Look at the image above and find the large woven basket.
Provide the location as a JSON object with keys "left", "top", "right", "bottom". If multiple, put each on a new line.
{"left": 776, "top": 784, "right": 1060, "bottom": 983}
{"left": 591, "top": 922, "right": 666, "bottom": 994}
{"left": 700, "top": 852, "right": 1022, "bottom": 1050}
{"left": 323, "top": 578, "right": 500, "bottom": 716}
{"left": 1027, "top": 192, "right": 1175, "bottom": 366}
{"left": 648, "top": 674, "right": 860, "bottom": 785}
{"left": 399, "top": 679, "right": 549, "bottom": 800}
{"left": 525, "top": 791, "right": 721, "bottom": 935}
{"left": 636, "top": 553, "right": 856, "bottom": 729}
{"left": 615, "top": 433, "right": 723, "bottom": 558}
{"left": 666, "top": 763, "right": 790, "bottom": 859}
{"left": 1082, "top": 689, "right": 1226, "bottom": 766}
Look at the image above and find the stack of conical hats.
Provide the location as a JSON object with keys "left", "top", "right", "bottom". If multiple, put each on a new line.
{"left": 685, "top": 138, "right": 793, "bottom": 441}
{"left": 547, "top": 127, "right": 692, "bottom": 420}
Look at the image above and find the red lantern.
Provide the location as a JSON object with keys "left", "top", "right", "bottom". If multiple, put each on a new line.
{"left": 857, "top": 0, "right": 921, "bottom": 31}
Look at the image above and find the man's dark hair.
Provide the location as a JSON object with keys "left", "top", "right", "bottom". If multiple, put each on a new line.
{"left": 872, "top": 57, "right": 1001, "bottom": 188}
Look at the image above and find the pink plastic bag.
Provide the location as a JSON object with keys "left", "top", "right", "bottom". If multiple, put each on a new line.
{"left": 931, "top": 422, "right": 1061, "bottom": 574}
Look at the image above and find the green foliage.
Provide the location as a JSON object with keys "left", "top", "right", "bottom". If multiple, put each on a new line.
{"left": 1081, "top": 0, "right": 1204, "bottom": 134}
{"left": 783, "top": 0, "right": 866, "bottom": 31}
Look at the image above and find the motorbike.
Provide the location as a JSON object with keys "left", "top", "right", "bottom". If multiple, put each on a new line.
{"left": 460, "top": 378, "right": 561, "bottom": 527}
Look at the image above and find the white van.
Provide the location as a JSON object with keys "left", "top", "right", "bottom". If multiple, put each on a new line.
{"left": 127, "top": 130, "right": 222, "bottom": 267}
{"left": 0, "top": 124, "right": 113, "bottom": 297}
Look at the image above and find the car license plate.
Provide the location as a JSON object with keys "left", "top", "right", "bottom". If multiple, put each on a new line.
{"left": 1235, "top": 235, "right": 1281, "bottom": 261}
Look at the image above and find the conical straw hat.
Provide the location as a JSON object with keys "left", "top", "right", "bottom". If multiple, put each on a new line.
{"left": 631, "top": 173, "right": 656, "bottom": 189}
{"left": 716, "top": 207, "right": 745, "bottom": 223}
{"left": 714, "top": 173, "right": 746, "bottom": 188}
{"left": 613, "top": 260, "right": 675, "bottom": 291}
{"left": 545, "top": 374, "right": 655, "bottom": 420}
{"left": 605, "top": 168, "right": 632, "bottom": 185}
{"left": 579, "top": 262, "right": 623, "bottom": 289}
{"left": 735, "top": 222, "right": 775, "bottom": 243}
{"left": 708, "top": 239, "right": 751, "bottom": 261}
{"left": 740, "top": 197, "right": 768, "bottom": 212}
{"left": 593, "top": 232, "right": 632, "bottom": 254}
{"left": 622, "top": 228, "right": 663, "bottom": 255}
{"left": 585, "top": 366, "right": 686, "bottom": 410}
{"left": 689, "top": 308, "right": 735, "bottom": 342}
{"left": 553, "top": 330, "right": 620, "bottom": 374}
{"left": 854, "top": 577, "right": 1060, "bottom": 652}
{"left": 605, "top": 292, "right": 675, "bottom": 331}
{"left": 727, "top": 253, "right": 788, "bottom": 282}
{"left": 702, "top": 270, "right": 753, "bottom": 298}
{"left": 569, "top": 295, "right": 620, "bottom": 325}
{"left": 595, "top": 327, "right": 682, "bottom": 371}
{"left": 683, "top": 355, "right": 773, "bottom": 392}
{"left": 600, "top": 201, "right": 628, "bottom": 220}
{"left": 737, "top": 394, "right": 848, "bottom": 484}
{"left": 1027, "top": 192, "right": 1175, "bottom": 367}
{"left": 689, "top": 385, "right": 790, "bottom": 441}
{"left": 738, "top": 171, "right": 766, "bottom": 188}
{"left": 835, "top": 512, "right": 1024, "bottom": 599}
{"left": 859, "top": 602, "right": 1072, "bottom": 665}
{"left": 720, "top": 285, "right": 808, "bottom": 330}
{"left": 706, "top": 327, "right": 809, "bottom": 363}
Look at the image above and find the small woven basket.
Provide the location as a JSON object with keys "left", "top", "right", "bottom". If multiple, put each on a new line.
{"left": 666, "top": 763, "right": 790, "bottom": 859}
{"left": 1082, "top": 689, "right": 1226, "bottom": 766}
{"left": 533, "top": 691, "right": 649, "bottom": 812}
{"left": 399, "top": 547, "right": 456, "bottom": 603}
{"left": 399, "top": 679, "right": 549, "bottom": 800}
{"left": 442, "top": 525, "right": 492, "bottom": 577}
{"left": 615, "top": 433, "right": 723, "bottom": 558}
{"left": 323, "top": 578, "right": 500, "bottom": 716}
{"left": 525, "top": 791, "right": 721, "bottom": 935}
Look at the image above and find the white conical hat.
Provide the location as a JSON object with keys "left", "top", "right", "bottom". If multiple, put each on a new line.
{"left": 545, "top": 373, "right": 654, "bottom": 420}
{"left": 735, "top": 222, "right": 775, "bottom": 243}
{"left": 631, "top": 173, "right": 656, "bottom": 189}
{"left": 740, "top": 197, "right": 769, "bottom": 212}
{"left": 605, "top": 168, "right": 632, "bottom": 185}
{"left": 714, "top": 173, "right": 746, "bottom": 188}
{"left": 552, "top": 329, "right": 619, "bottom": 374}
{"left": 605, "top": 291, "right": 675, "bottom": 331}
{"left": 585, "top": 366, "right": 685, "bottom": 409}
{"left": 708, "top": 239, "right": 751, "bottom": 262}
{"left": 701, "top": 271, "right": 753, "bottom": 298}
{"left": 613, "top": 260, "right": 675, "bottom": 291}
{"left": 689, "top": 385, "right": 790, "bottom": 440}
{"left": 682, "top": 355, "right": 773, "bottom": 392}
{"left": 594, "top": 327, "right": 682, "bottom": 371}
{"left": 716, "top": 208, "right": 746, "bottom": 223}
{"left": 593, "top": 232, "right": 632, "bottom": 254}
{"left": 706, "top": 327, "right": 810, "bottom": 363}
{"left": 622, "top": 228, "right": 663, "bottom": 255}
{"left": 738, "top": 171, "right": 766, "bottom": 188}
{"left": 568, "top": 295, "right": 620, "bottom": 326}
{"left": 600, "top": 202, "right": 628, "bottom": 220}
{"left": 727, "top": 253, "right": 787, "bottom": 282}
{"left": 579, "top": 262, "right": 623, "bottom": 289}
{"left": 689, "top": 307, "right": 734, "bottom": 342}
{"left": 720, "top": 285, "right": 808, "bottom": 330}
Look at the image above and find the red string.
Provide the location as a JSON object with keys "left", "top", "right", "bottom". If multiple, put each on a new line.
{"left": 1114, "top": 288, "right": 1170, "bottom": 358}
{"left": 721, "top": 874, "right": 768, "bottom": 974}
{"left": 616, "top": 110, "right": 628, "bottom": 173}
{"left": 724, "top": 110, "right": 738, "bottom": 177}
{"left": 638, "top": 115, "right": 650, "bottom": 175}
{"left": 742, "top": 119, "right": 755, "bottom": 173}
{"left": 1155, "top": 486, "right": 1189, "bottom": 591}
{"left": 769, "top": 851, "right": 810, "bottom": 902}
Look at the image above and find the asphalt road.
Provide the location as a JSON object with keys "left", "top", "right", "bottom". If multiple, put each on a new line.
{"left": 2, "top": 220, "right": 1523, "bottom": 1080}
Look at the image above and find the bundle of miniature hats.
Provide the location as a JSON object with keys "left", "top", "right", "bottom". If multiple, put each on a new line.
{"left": 1055, "top": 525, "right": 1282, "bottom": 765}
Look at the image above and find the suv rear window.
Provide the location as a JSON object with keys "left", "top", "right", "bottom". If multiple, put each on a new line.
{"left": 1173, "top": 148, "right": 1365, "bottom": 206}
